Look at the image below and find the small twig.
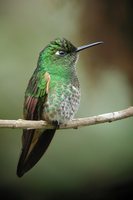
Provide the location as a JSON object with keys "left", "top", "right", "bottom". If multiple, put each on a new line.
{"left": 0, "top": 107, "right": 133, "bottom": 130}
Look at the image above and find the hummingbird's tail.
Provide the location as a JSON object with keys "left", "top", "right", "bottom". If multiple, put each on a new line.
{"left": 17, "top": 128, "right": 56, "bottom": 177}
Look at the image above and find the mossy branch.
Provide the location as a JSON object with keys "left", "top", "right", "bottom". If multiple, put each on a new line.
{"left": 0, "top": 107, "right": 133, "bottom": 130}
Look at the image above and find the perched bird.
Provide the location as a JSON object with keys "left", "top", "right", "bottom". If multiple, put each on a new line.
{"left": 17, "top": 38, "right": 103, "bottom": 177}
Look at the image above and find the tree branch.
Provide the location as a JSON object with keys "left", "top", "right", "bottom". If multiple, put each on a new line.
{"left": 0, "top": 107, "right": 133, "bottom": 130}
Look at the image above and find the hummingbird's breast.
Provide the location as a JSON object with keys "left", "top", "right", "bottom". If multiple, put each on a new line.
{"left": 43, "top": 81, "right": 80, "bottom": 124}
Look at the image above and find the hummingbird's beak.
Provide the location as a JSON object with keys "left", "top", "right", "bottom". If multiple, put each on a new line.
{"left": 76, "top": 41, "right": 103, "bottom": 52}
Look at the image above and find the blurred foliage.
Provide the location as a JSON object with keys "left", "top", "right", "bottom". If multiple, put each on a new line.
{"left": 0, "top": 0, "right": 133, "bottom": 199}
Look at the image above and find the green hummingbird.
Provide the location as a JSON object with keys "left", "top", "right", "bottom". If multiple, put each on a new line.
{"left": 17, "top": 38, "right": 103, "bottom": 177}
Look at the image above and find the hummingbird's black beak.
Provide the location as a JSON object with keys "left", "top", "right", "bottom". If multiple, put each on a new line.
{"left": 76, "top": 41, "right": 103, "bottom": 52}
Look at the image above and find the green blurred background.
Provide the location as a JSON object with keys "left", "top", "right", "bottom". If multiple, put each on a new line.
{"left": 0, "top": 0, "right": 133, "bottom": 199}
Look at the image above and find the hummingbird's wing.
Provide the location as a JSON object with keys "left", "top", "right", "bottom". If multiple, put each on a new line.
{"left": 17, "top": 72, "right": 56, "bottom": 177}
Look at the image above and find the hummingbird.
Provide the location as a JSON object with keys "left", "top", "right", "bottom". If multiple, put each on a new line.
{"left": 17, "top": 38, "right": 103, "bottom": 177}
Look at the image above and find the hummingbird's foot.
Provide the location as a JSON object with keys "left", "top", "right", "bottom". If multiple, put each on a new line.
{"left": 52, "top": 121, "right": 60, "bottom": 129}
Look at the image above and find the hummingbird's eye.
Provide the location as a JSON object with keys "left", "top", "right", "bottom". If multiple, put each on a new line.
{"left": 55, "top": 50, "right": 66, "bottom": 56}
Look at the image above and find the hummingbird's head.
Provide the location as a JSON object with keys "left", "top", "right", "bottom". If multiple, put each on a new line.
{"left": 39, "top": 38, "right": 78, "bottom": 69}
{"left": 38, "top": 38, "right": 103, "bottom": 75}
